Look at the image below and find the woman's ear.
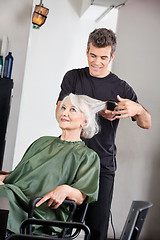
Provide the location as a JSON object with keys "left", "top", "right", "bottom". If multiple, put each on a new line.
{"left": 80, "top": 119, "right": 88, "bottom": 128}
{"left": 83, "top": 119, "right": 88, "bottom": 126}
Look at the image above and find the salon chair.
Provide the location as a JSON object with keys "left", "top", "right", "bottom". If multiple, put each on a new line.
{"left": 0, "top": 171, "right": 89, "bottom": 239}
{"left": 120, "top": 200, "right": 153, "bottom": 240}
{"left": 1, "top": 170, "right": 152, "bottom": 240}
{"left": 2, "top": 197, "right": 89, "bottom": 240}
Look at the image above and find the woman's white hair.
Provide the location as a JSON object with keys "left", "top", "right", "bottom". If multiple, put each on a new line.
{"left": 58, "top": 93, "right": 106, "bottom": 139}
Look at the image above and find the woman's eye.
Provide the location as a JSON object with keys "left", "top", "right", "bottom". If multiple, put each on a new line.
{"left": 70, "top": 107, "right": 77, "bottom": 112}
{"left": 61, "top": 106, "right": 66, "bottom": 110}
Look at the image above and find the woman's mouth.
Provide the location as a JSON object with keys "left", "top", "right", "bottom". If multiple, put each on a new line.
{"left": 61, "top": 118, "right": 69, "bottom": 122}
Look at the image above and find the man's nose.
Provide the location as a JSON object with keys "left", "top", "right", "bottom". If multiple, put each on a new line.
{"left": 94, "top": 57, "right": 101, "bottom": 65}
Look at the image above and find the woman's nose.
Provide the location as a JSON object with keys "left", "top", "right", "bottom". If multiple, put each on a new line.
{"left": 62, "top": 108, "right": 68, "bottom": 116}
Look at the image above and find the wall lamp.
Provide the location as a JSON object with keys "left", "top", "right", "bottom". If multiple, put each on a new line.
{"left": 32, "top": 0, "right": 49, "bottom": 28}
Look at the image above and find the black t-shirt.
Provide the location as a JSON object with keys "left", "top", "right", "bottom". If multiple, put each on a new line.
{"left": 57, "top": 67, "right": 138, "bottom": 173}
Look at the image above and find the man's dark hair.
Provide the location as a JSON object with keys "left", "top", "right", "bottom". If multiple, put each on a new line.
{"left": 87, "top": 28, "right": 117, "bottom": 57}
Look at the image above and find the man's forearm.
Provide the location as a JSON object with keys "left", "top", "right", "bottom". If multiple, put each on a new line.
{"left": 134, "top": 105, "right": 151, "bottom": 129}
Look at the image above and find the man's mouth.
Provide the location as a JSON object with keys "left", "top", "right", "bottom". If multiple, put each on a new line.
{"left": 91, "top": 65, "right": 102, "bottom": 71}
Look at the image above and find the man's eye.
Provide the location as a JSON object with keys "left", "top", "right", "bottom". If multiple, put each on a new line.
{"left": 90, "top": 54, "right": 96, "bottom": 58}
{"left": 101, "top": 57, "right": 108, "bottom": 60}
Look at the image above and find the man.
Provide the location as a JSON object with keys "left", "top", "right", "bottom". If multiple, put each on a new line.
{"left": 56, "top": 28, "right": 151, "bottom": 240}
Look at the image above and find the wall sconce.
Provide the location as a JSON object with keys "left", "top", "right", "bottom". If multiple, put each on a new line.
{"left": 32, "top": 0, "right": 49, "bottom": 28}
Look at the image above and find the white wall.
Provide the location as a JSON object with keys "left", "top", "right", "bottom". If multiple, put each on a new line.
{"left": 0, "top": 0, "right": 33, "bottom": 171}
{"left": 110, "top": 0, "right": 160, "bottom": 239}
{"left": 13, "top": 0, "right": 118, "bottom": 168}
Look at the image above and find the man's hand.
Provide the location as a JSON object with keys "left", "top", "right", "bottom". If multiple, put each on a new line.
{"left": 100, "top": 109, "right": 117, "bottom": 121}
{"left": 113, "top": 95, "right": 142, "bottom": 119}
{"left": 115, "top": 95, "right": 151, "bottom": 129}
{"left": 100, "top": 95, "right": 151, "bottom": 129}
{"left": 100, "top": 95, "right": 139, "bottom": 121}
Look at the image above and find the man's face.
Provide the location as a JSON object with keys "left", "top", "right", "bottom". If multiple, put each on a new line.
{"left": 86, "top": 43, "right": 115, "bottom": 78}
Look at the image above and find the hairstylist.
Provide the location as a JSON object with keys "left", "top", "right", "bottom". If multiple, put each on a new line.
{"left": 56, "top": 28, "right": 151, "bottom": 240}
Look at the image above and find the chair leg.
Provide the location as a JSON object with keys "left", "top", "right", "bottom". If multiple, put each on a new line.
{"left": 0, "top": 198, "right": 10, "bottom": 240}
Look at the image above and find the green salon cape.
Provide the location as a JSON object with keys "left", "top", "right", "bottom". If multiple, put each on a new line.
{"left": 0, "top": 136, "right": 100, "bottom": 234}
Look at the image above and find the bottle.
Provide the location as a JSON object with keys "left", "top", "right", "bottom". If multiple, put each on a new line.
{"left": 3, "top": 52, "right": 14, "bottom": 79}
{"left": 0, "top": 56, "right": 3, "bottom": 78}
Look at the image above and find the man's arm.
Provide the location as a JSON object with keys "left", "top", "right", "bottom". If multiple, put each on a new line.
{"left": 132, "top": 106, "right": 151, "bottom": 129}
{"left": 100, "top": 95, "right": 151, "bottom": 129}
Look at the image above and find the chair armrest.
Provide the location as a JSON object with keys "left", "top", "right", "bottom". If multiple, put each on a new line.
{"left": 27, "top": 197, "right": 77, "bottom": 236}
{"left": 28, "top": 197, "right": 77, "bottom": 220}
{"left": 0, "top": 170, "right": 9, "bottom": 175}
{"left": 28, "top": 197, "right": 42, "bottom": 218}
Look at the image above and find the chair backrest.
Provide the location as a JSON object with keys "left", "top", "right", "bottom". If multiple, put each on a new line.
{"left": 120, "top": 201, "right": 153, "bottom": 240}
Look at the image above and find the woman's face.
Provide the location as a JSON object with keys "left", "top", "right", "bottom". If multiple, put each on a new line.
{"left": 58, "top": 97, "right": 86, "bottom": 131}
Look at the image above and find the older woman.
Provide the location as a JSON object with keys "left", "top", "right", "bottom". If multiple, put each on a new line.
{"left": 0, "top": 93, "right": 106, "bottom": 236}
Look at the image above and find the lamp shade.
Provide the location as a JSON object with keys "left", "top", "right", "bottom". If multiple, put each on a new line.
{"left": 32, "top": 4, "right": 49, "bottom": 27}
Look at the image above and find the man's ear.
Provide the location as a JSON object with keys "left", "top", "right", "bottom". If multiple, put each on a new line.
{"left": 86, "top": 49, "right": 89, "bottom": 57}
{"left": 110, "top": 53, "right": 115, "bottom": 62}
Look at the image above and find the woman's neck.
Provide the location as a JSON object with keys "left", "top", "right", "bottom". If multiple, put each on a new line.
{"left": 60, "top": 129, "right": 82, "bottom": 142}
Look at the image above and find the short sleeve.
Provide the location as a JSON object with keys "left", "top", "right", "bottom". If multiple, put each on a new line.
{"left": 57, "top": 70, "right": 76, "bottom": 102}
{"left": 123, "top": 82, "right": 138, "bottom": 103}
{"left": 70, "top": 151, "right": 100, "bottom": 203}
{"left": 123, "top": 82, "right": 138, "bottom": 121}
